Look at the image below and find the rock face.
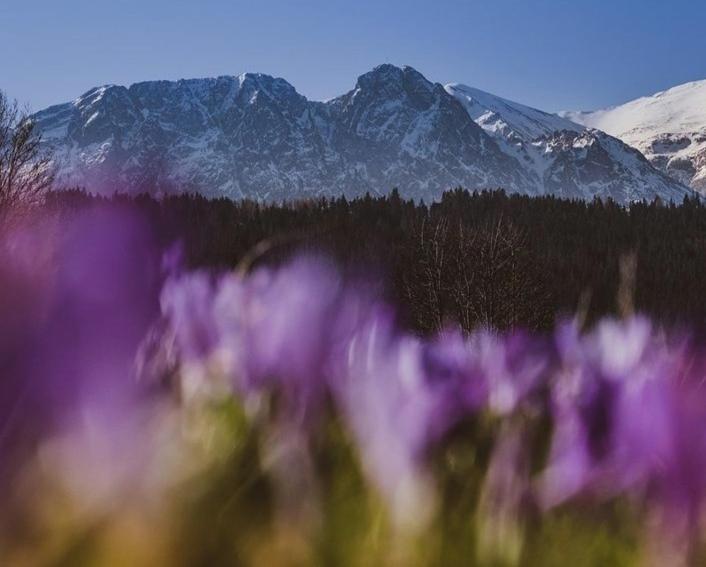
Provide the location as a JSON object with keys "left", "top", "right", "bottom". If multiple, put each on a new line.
{"left": 33, "top": 64, "right": 692, "bottom": 204}
{"left": 560, "top": 80, "right": 706, "bottom": 194}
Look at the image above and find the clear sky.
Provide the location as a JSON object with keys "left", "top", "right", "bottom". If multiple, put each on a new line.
{"left": 2, "top": 0, "right": 705, "bottom": 113}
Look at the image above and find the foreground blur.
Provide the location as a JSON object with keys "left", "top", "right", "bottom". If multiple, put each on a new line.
{"left": 1, "top": 207, "right": 705, "bottom": 566}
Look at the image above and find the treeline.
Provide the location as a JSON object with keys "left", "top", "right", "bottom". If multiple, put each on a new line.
{"left": 46, "top": 188, "right": 706, "bottom": 335}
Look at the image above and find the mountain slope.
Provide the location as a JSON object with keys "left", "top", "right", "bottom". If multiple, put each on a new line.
{"left": 34, "top": 75, "right": 340, "bottom": 199}
{"left": 560, "top": 80, "right": 706, "bottom": 192}
{"left": 324, "top": 65, "right": 534, "bottom": 198}
{"left": 445, "top": 83, "right": 582, "bottom": 141}
{"left": 32, "top": 65, "right": 692, "bottom": 204}
{"left": 446, "top": 84, "right": 688, "bottom": 203}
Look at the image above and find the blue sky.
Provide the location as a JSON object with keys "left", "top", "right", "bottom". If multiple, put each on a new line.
{"left": 2, "top": 0, "right": 705, "bottom": 112}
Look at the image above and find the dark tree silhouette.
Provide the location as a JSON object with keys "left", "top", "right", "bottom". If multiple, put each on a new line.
{"left": 0, "top": 91, "right": 54, "bottom": 213}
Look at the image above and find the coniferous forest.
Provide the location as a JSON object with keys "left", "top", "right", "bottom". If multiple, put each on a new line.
{"left": 49, "top": 188, "right": 706, "bottom": 335}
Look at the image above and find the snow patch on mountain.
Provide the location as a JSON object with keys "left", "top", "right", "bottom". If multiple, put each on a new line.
{"left": 446, "top": 84, "right": 582, "bottom": 141}
{"left": 560, "top": 79, "right": 706, "bottom": 193}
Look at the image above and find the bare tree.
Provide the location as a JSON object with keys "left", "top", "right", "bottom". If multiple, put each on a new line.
{"left": 403, "top": 216, "right": 451, "bottom": 333}
{"left": 403, "top": 214, "right": 552, "bottom": 334}
{"left": 0, "top": 90, "right": 54, "bottom": 213}
{"left": 451, "top": 220, "right": 479, "bottom": 332}
{"left": 452, "top": 216, "right": 551, "bottom": 331}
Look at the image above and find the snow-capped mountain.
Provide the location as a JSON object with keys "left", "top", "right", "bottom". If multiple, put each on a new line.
{"left": 446, "top": 84, "right": 688, "bottom": 202}
{"left": 560, "top": 80, "right": 706, "bottom": 193}
{"left": 32, "top": 65, "right": 691, "bottom": 204}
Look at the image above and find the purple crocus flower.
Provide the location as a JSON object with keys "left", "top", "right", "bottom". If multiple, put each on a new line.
{"left": 161, "top": 271, "right": 221, "bottom": 363}
{"left": 0, "top": 207, "right": 162, "bottom": 514}
{"left": 162, "top": 255, "right": 346, "bottom": 423}
{"left": 465, "top": 328, "right": 548, "bottom": 416}
{"left": 330, "top": 308, "right": 455, "bottom": 529}
{"left": 156, "top": 252, "right": 706, "bottom": 548}
{"left": 541, "top": 317, "right": 680, "bottom": 507}
{"left": 649, "top": 365, "right": 706, "bottom": 547}
{"left": 420, "top": 328, "right": 487, "bottom": 439}
{"left": 240, "top": 257, "right": 342, "bottom": 422}
{"left": 0, "top": 218, "right": 56, "bottom": 473}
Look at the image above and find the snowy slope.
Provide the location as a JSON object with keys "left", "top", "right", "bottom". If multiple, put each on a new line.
{"left": 560, "top": 80, "right": 706, "bottom": 192}
{"left": 446, "top": 84, "right": 689, "bottom": 203}
{"left": 446, "top": 84, "right": 582, "bottom": 141}
{"left": 32, "top": 65, "right": 692, "bottom": 204}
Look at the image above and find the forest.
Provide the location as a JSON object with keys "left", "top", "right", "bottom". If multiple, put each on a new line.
{"left": 48, "top": 187, "right": 706, "bottom": 335}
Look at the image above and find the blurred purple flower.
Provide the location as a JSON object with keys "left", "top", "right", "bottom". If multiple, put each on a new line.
{"left": 420, "top": 328, "right": 487, "bottom": 439}
{"left": 43, "top": 208, "right": 160, "bottom": 417}
{"left": 541, "top": 317, "right": 681, "bottom": 506}
{"left": 329, "top": 309, "right": 439, "bottom": 527}
{"left": 161, "top": 256, "right": 346, "bottom": 423}
{"left": 466, "top": 329, "right": 548, "bottom": 416}
{"left": 0, "top": 207, "right": 161, "bottom": 506}
{"left": 242, "top": 257, "right": 342, "bottom": 422}
{"left": 157, "top": 253, "right": 706, "bottom": 542}
{"left": 650, "top": 368, "right": 706, "bottom": 544}
{"left": 161, "top": 271, "right": 221, "bottom": 363}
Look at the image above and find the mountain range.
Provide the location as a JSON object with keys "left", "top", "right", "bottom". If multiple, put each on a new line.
{"left": 561, "top": 79, "right": 706, "bottom": 193}
{"left": 32, "top": 64, "right": 696, "bottom": 204}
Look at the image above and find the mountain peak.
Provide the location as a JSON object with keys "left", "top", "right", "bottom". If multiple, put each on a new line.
{"left": 651, "top": 78, "right": 706, "bottom": 100}
{"left": 352, "top": 64, "right": 436, "bottom": 102}
{"left": 73, "top": 84, "right": 122, "bottom": 107}
{"left": 367, "top": 63, "right": 405, "bottom": 77}
{"left": 359, "top": 63, "right": 427, "bottom": 84}
{"left": 236, "top": 72, "right": 302, "bottom": 101}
